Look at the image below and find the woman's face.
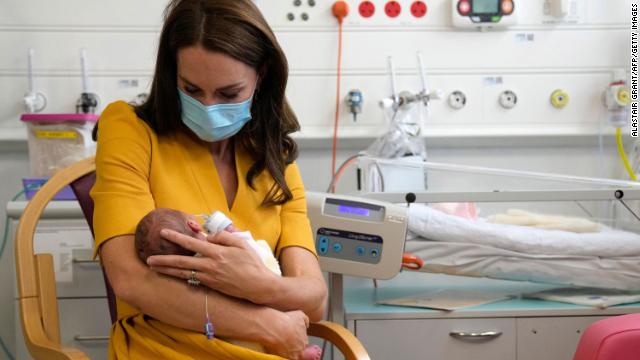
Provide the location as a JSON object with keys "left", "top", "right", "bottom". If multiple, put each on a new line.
{"left": 177, "top": 45, "right": 258, "bottom": 106}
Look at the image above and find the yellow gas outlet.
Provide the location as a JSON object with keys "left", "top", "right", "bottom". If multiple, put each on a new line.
{"left": 616, "top": 88, "right": 631, "bottom": 106}
{"left": 550, "top": 89, "right": 570, "bottom": 109}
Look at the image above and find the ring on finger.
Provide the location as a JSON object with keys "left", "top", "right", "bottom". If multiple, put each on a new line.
{"left": 187, "top": 270, "right": 200, "bottom": 287}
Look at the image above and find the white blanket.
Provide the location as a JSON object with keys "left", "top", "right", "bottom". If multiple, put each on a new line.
{"left": 408, "top": 204, "right": 640, "bottom": 257}
{"left": 404, "top": 240, "right": 640, "bottom": 290}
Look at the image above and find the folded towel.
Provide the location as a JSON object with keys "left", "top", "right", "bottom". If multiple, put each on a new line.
{"left": 488, "top": 209, "right": 601, "bottom": 233}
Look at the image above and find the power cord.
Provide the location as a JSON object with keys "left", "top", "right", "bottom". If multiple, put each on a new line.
{"left": 326, "top": 154, "right": 361, "bottom": 193}
{"left": 330, "top": 1, "right": 348, "bottom": 193}
{"left": 0, "top": 184, "right": 40, "bottom": 360}
{"left": 616, "top": 128, "right": 638, "bottom": 181}
{"left": 324, "top": 5, "right": 349, "bottom": 358}
{"left": 0, "top": 336, "right": 15, "bottom": 360}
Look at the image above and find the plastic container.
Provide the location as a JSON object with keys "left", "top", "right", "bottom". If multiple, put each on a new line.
{"left": 22, "top": 177, "right": 76, "bottom": 201}
{"left": 20, "top": 113, "right": 98, "bottom": 177}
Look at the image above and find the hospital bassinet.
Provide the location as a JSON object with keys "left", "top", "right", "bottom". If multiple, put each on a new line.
{"left": 357, "top": 157, "right": 640, "bottom": 290}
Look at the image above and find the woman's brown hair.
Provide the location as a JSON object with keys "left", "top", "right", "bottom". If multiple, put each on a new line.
{"left": 136, "top": 0, "right": 299, "bottom": 206}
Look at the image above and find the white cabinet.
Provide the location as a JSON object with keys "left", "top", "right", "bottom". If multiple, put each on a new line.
{"left": 8, "top": 202, "right": 110, "bottom": 360}
{"left": 516, "top": 316, "right": 609, "bottom": 360}
{"left": 351, "top": 316, "right": 615, "bottom": 360}
{"left": 356, "top": 318, "right": 516, "bottom": 360}
{"left": 59, "top": 298, "right": 111, "bottom": 360}
{"left": 343, "top": 272, "right": 640, "bottom": 360}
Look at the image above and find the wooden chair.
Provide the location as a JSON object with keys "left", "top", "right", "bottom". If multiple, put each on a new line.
{"left": 15, "top": 156, "right": 370, "bottom": 360}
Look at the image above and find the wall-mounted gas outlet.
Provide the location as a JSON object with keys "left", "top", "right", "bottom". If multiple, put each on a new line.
{"left": 499, "top": 90, "right": 518, "bottom": 109}
{"left": 550, "top": 89, "right": 570, "bottom": 109}
{"left": 448, "top": 90, "right": 467, "bottom": 110}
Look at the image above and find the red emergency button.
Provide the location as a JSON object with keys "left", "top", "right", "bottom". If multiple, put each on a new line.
{"left": 501, "top": 0, "right": 514, "bottom": 15}
{"left": 457, "top": 0, "right": 471, "bottom": 16}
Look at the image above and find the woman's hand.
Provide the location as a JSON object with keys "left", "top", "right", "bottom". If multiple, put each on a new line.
{"left": 264, "top": 310, "right": 310, "bottom": 360}
{"left": 146, "top": 229, "right": 278, "bottom": 303}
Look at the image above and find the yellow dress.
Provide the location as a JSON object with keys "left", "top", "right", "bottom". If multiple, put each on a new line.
{"left": 91, "top": 101, "right": 316, "bottom": 359}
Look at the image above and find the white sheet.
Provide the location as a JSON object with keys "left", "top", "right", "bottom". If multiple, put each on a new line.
{"left": 405, "top": 240, "right": 640, "bottom": 290}
{"left": 408, "top": 204, "right": 640, "bottom": 257}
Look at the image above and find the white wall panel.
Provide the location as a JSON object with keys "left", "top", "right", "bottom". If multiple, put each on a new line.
{"left": 288, "top": 72, "right": 615, "bottom": 137}
{"left": 277, "top": 29, "right": 627, "bottom": 72}
{"left": 0, "top": 0, "right": 166, "bottom": 27}
{"left": 1, "top": 29, "right": 625, "bottom": 73}
{"left": 0, "top": 0, "right": 632, "bottom": 139}
{"left": 0, "top": 32, "right": 158, "bottom": 71}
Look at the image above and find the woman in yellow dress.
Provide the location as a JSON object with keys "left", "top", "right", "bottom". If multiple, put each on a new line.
{"left": 90, "top": 0, "right": 327, "bottom": 358}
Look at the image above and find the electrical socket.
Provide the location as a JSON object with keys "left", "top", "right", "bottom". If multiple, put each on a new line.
{"left": 384, "top": 1, "right": 402, "bottom": 18}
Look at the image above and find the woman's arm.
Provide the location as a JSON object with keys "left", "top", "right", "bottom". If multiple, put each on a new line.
{"left": 261, "top": 246, "right": 328, "bottom": 322}
{"left": 147, "top": 231, "right": 328, "bottom": 322}
{"left": 199, "top": 235, "right": 327, "bottom": 321}
{"left": 100, "top": 234, "right": 309, "bottom": 348}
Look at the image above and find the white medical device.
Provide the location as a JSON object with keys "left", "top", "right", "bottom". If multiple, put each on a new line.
{"left": 452, "top": 0, "right": 518, "bottom": 29}
{"left": 306, "top": 191, "right": 408, "bottom": 280}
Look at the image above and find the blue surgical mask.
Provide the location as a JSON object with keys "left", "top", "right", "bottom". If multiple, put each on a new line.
{"left": 178, "top": 86, "right": 255, "bottom": 142}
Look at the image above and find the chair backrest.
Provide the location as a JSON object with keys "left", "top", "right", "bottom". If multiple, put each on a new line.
{"left": 573, "top": 313, "right": 640, "bottom": 360}
{"left": 69, "top": 171, "right": 118, "bottom": 324}
{"left": 15, "top": 156, "right": 96, "bottom": 360}
{"left": 16, "top": 157, "right": 371, "bottom": 360}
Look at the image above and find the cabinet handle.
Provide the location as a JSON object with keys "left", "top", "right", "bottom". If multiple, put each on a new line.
{"left": 449, "top": 331, "right": 502, "bottom": 340}
{"left": 73, "top": 335, "right": 110, "bottom": 341}
{"left": 72, "top": 258, "right": 100, "bottom": 264}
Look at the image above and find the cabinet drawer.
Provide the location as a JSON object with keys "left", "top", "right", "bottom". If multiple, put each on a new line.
{"left": 56, "top": 249, "right": 107, "bottom": 298}
{"left": 355, "top": 318, "right": 515, "bottom": 360}
{"left": 59, "top": 298, "right": 112, "bottom": 360}
{"left": 517, "top": 316, "right": 609, "bottom": 360}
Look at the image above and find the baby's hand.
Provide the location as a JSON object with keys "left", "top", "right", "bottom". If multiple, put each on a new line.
{"left": 225, "top": 224, "right": 240, "bottom": 232}
{"left": 186, "top": 220, "right": 207, "bottom": 241}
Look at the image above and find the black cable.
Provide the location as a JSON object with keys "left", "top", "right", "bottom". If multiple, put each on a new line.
{"left": 0, "top": 186, "right": 33, "bottom": 360}
{"left": 0, "top": 335, "right": 15, "bottom": 360}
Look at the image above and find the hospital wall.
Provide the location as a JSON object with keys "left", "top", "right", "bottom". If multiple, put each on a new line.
{"left": 0, "top": 0, "right": 632, "bottom": 355}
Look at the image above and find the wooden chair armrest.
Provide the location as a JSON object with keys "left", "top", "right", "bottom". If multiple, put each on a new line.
{"left": 308, "top": 321, "right": 370, "bottom": 360}
{"left": 19, "top": 297, "right": 90, "bottom": 360}
{"left": 29, "top": 346, "right": 90, "bottom": 360}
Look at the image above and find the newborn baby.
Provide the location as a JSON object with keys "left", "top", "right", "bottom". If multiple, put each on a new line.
{"left": 134, "top": 208, "right": 321, "bottom": 360}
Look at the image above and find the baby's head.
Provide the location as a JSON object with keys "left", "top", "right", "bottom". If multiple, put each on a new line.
{"left": 134, "top": 208, "right": 205, "bottom": 263}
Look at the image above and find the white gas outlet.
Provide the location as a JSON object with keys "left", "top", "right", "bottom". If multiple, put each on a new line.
{"left": 499, "top": 90, "right": 518, "bottom": 109}
{"left": 448, "top": 90, "right": 467, "bottom": 110}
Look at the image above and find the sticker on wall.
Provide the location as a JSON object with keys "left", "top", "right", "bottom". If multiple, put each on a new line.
{"left": 483, "top": 76, "right": 504, "bottom": 86}
{"left": 515, "top": 33, "right": 535, "bottom": 42}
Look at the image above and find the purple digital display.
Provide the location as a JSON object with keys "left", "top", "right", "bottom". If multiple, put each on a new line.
{"left": 337, "top": 205, "right": 370, "bottom": 216}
